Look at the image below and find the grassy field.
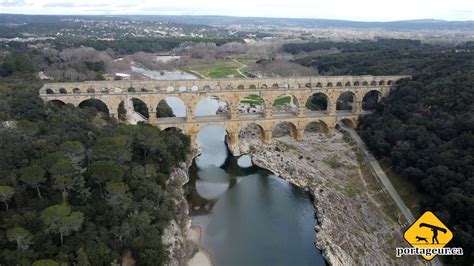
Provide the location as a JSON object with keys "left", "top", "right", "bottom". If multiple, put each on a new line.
{"left": 273, "top": 96, "right": 292, "bottom": 106}
{"left": 181, "top": 58, "right": 254, "bottom": 79}
{"left": 241, "top": 94, "right": 264, "bottom": 105}
{"left": 378, "top": 158, "right": 431, "bottom": 216}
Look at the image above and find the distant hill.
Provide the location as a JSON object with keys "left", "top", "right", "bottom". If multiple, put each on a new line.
{"left": 131, "top": 15, "right": 474, "bottom": 31}
{"left": 1, "top": 14, "right": 473, "bottom": 32}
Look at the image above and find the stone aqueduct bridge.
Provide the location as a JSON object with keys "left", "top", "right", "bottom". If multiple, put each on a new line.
{"left": 39, "top": 75, "right": 408, "bottom": 148}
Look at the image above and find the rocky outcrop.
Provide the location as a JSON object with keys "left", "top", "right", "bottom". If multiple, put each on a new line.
{"left": 163, "top": 159, "right": 193, "bottom": 266}
{"left": 231, "top": 128, "right": 417, "bottom": 265}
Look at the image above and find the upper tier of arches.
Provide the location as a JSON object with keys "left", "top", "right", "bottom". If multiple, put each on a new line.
{"left": 40, "top": 75, "right": 407, "bottom": 95}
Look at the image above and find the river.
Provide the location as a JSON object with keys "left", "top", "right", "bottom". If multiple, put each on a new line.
{"left": 182, "top": 98, "right": 326, "bottom": 265}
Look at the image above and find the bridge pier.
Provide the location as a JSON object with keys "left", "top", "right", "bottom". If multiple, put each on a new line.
{"left": 227, "top": 132, "right": 239, "bottom": 146}
{"left": 148, "top": 113, "right": 157, "bottom": 124}
{"left": 352, "top": 101, "right": 362, "bottom": 114}
{"left": 263, "top": 130, "right": 272, "bottom": 144}
{"left": 297, "top": 107, "right": 305, "bottom": 117}
{"left": 264, "top": 107, "right": 273, "bottom": 118}
{"left": 296, "top": 128, "right": 305, "bottom": 140}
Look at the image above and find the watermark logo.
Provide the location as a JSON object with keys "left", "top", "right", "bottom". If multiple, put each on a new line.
{"left": 397, "top": 211, "right": 463, "bottom": 260}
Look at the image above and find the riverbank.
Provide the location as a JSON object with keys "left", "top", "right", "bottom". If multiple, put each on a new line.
{"left": 230, "top": 129, "right": 419, "bottom": 265}
{"left": 162, "top": 149, "right": 214, "bottom": 266}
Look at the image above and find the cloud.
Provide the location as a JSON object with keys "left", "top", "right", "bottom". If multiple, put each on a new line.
{"left": 43, "top": 2, "right": 74, "bottom": 7}
{"left": 0, "top": 0, "right": 27, "bottom": 6}
{"left": 0, "top": 0, "right": 473, "bottom": 21}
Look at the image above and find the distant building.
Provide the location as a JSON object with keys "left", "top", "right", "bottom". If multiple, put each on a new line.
{"left": 115, "top": 73, "right": 131, "bottom": 80}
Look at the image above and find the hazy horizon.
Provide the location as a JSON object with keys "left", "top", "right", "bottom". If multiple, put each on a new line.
{"left": 0, "top": 0, "right": 473, "bottom": 22}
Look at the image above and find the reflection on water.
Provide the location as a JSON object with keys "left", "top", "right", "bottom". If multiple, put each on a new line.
{"left": 186, "top": 126, "right": 326, "bottom": 266}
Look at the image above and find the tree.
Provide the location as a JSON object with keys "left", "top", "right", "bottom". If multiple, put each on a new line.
{"left": 90, "top": 160, "right": 123, "bottom": 195}
{"left": 6, "top": 227, "right": 33, "bottom": 251}
{"left": 105, "top": 182, "right": 132, "bottom": 209}
{"left": 40, "top": 204, "right": 84, "bottom": 245}
{"left": 93, "top": 136, "right": 132, "bottom": 165}
{"left": 0, "top": 185, "right": 15, "bottom": 210}
{"left": 59, "top": 141, "right": 86, "bottom": 172}
{"left": 49, "top": 159, "right": 75, "bottom": 203}
{"left": 31, "top": 259, "right": 59, "bottom": 266}
{"left": 20, "top": 164, "right": 46, "bottom": 198}
{"left": 76, "top": 247, "right": 91, "bottom": 266}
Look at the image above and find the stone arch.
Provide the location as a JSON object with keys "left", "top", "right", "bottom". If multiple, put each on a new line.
{"left": 128, "top": 87, "right": 136, "bottom": 93}
{"left": 203, "top": 85, "right": 211, "bottom": 91}
{"left": 387, "top": 80, "right": 393, "bottom": 85}
{"left": 379, "top": 80, "right": 385, "bottom": 85}
{"left": 353, "top": 81, "right": 360, "bottom": 86}
{"left": 131, "top": 98, "right": 149, "bottom": 118}
{"left": 237, "top": 84, "right": 245, "bottom": 90}
{"left": 362, "top": 81, "right": 369, "bottom": 86}
{"left": 371, "top": 81, "right": 377, "bottom": 86}
{"left": 86, "top": 87, "right": 95, "bottom": 94}
{"left": 49, "top": 99, "right": 66, "bottom": 106}
{"left": 260, "top": 84, "right": 268, "bottom": 89}
{"left": 272, "top": 121, "right": 298, "bottom": 139}
{"left": 272, "top": 94, "right": 298, "bottom": 115}
{"left": 195, "top": 95, "right": 231, "bottom": 117}
{"left": 305, "top": 82, "right": 312, "bottom": 88}
{"left": 101, "top": 88, "right": 109, "bottom": 93}
{"left": 239, "top": 94, "right": 265, "bottom": 115}
{"left": 140, "top": 88, "right": 148, "bottom": 92}
{"left": 239, "top": 122, "right": 265, "bottom": 142}
{"left": 157, "top": 97, "right": 187, "bottom": 118}
{"left": 195, "top": 125, "right": 231, "bottom": 150}
{"left": 78, "top": 98, "right": 109, "bottom": 115}
{"left": 118, "top": 98, "right": 149, "bottom": 122}
{"left": 191, "top": 85, "right": 199, "bottom": 92}
{"left": 249, "top": 84, "right": 257, "bottom": 89}
{"left": 304, "top": 120, "right": 329, "bottom": 135}
{"left": 162, "top": 126, "right": 185, "bottom": 134}
{"left": 166, "top": 86, "right": 175, "bottom": 92}
{"left": 345, "top": 81, "right": 351, "bottom": 86}
{"left": 272, "top": 83, "right": 279, "bottom": 89}
{"left": 316, "top": 82, "right": 323, "bottom": 88}
{"left": 336, "top": 91, "right": 355, "bottom": 111}
{"left": 338, "top": 118, "right": 356, "bottom": 129}
{"left": 179, "top": 86, "right": 187, "bottom": 92}
{"left": 73, "top": 88, "right": 80, "bottom": 94}
{"left": 327, "top": 82, "right": 333, "bottom": 87}
{"left": 362, "top": 90, "right": 382, "bottom": 111}
{"left": 305, "top": 92, "right": 329, "bottom": 112}
{"left": 336, "top": 82, "right": 343, "bottom": 87}
{"left": 59, "top": 88, "right": 67, "bottom": 94}
{"left": 45, "top": 88, "right": 54, "bottom": 94}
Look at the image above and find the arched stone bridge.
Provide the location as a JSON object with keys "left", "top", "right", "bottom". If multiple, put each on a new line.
{"left": 39, "top": 75, "right": 408, "bottom": 148}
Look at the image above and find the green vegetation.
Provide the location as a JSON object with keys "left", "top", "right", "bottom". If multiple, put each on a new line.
{"left": 272, "top": 96, "right": 291, "bottom": 106}
{"left": 291, "top": 39, "right": 473, "bottom": 264}
{"left": 378, "top": 158, "right": 431, "bottom": 216}
{"left": 181, "top": 59, "right": 247, "bottom": 78}
{"left": 241, "top": 94, "right": 264, "bottom": 106}
{"left": 70, "top": 37, "right": 242, "bottom": 54}
{"left": 0, "top": 77, "right": 190, "bottom": 264}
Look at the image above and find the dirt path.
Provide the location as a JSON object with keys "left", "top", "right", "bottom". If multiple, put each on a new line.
{"left": 232, "top": 59, "right": 248, "bottom": 78}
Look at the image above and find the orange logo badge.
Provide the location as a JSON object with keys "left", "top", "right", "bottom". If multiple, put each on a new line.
{"left": 403, "top": 211, "right": 453, "bottom": 260}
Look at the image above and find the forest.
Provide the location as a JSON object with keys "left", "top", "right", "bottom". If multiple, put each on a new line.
{"left": 0, "top": 71, "right": 190, "bottom": 265}
{"left": 293, "top": 39, "right": 474, "bottom": 264}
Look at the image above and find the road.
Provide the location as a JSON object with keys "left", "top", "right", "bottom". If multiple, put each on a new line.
{"left": 340, "top": 124, "right": 415, "bottom": 222}
{"left": 340, "top": 124, "right": 441, "bottom": 266}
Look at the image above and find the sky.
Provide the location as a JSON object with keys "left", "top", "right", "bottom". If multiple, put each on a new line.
{"left": 0, "top": 0, "right": 473, "bottom": 21}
